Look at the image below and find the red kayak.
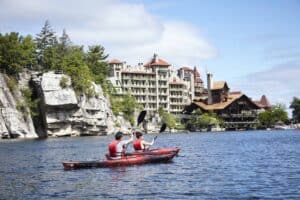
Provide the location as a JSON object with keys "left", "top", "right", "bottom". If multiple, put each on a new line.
{"left": 63, "top": 150, "right": 179, "bottom": 170}
{"left": 125, "top": 147, "right": 180, "bottom": 156}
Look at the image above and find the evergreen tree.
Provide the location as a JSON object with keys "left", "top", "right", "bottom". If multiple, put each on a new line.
{"left": 290, "top": 97, "right": 300, "bottom": 123}
{"left": 59, "top": 29, "right": 72, "bottom": 48}
{"left": 35, "top": 20, "right": 57, "bottom": 69}
{"left": 85, "top": 45, "right": 109, "bottom": 84}
{"left": 58, "top": 29, "right": 72, "bottom": 57}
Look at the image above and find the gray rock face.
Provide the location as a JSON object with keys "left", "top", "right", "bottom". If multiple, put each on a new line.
{"left": 34, "top": 71, "right": 113, "bottom": 137}
{"left": 0, "top": 73, "right": 37, "bottom": 139}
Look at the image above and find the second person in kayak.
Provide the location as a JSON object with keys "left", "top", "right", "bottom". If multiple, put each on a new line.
{"left": 133, "top": 131, "right": 154, "bottom": 151}
{"left": 108, "top": 131, "right": 133, "bottom": 159}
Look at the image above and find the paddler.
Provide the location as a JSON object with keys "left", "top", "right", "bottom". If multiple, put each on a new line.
{"left": 108, "top": 131, "right": 133, "bottom": 159}
{"left": 133, "top": 131, "right": 154, "bottom": 151}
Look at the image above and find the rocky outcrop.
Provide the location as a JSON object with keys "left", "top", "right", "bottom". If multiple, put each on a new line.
{"left": 0, "top": 73, "right": 37, "bottom": 139}
{"left": 32, "top": 71, "right": 113, "bottom": 137}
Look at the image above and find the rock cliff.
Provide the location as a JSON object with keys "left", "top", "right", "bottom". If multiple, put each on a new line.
{"left": 32, "top": 71, "right": 114, "bottom": 137}
{"left": 0, "top": 71, "right": 134, "bottom": 139}
{"left": 0, "top": 73, "right": 37, "bottom": 139}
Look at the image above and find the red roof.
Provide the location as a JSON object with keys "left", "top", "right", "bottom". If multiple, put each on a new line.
{"left": 108, "top": 59, "right": 123, "bottom": 64}
{"left": 260, "top": 95, "right": 271, "bottom": 108}
{"left": 253, "top": 95, "right": 271, "bottom": 109}
{"left": 144, "top": 54, "right": 170, "bottom": 67}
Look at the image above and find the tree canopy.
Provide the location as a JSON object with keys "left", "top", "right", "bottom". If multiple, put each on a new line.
{"left": 111, "top": 93, "right": 142, "bottom": 125}
{"left": 258, "top": 104, "right": 288, "bottom": 128}
{"left": 290, "top": 97, "right": 300, "bottom": 123}
{"left": 0, "top": 32, "right": 36, "bottom": 76}
{"left": 158, "top": 107, "right": 177, "bottom": 129}
{"left": 0, "top": 20, "right": 145, "bottom": 126}
{"left": 185, "top": 109, "right": 223, "bottom": 131}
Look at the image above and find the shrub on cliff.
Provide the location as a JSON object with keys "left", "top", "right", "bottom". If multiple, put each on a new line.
{"left": 111, "top": 93, "right": 142, "bottom": 126}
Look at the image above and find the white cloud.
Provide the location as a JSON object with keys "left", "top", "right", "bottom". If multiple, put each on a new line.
{"left": 0, "top": 0, "right": 216, "bottom": 67}
{"left": 231, "top": 61, "right": 300, "bottom": 111}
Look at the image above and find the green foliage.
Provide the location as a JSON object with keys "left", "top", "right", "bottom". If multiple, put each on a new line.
{"left": 59, "top": 76, "right": 69, "bottom": 88}
{"left": 20, "top": 88, "right": 39, "bottom": 117}
{"left": 42, "top": 46, "right": 60, "bottom": 70}
{"left": 6, "top": 76, "right": 18, "bottom": 93}
{"left": 85, "top": 45, "right": 110, "bottom": 95}
{"left": 85, "top": 45, "right": 109, "bottom": 82}
{"left": 111, "top": 94, "right": 142, "bottom": 125}
{"left": 35, "top": 20, "right": 57, "bottom": 69}
{"left": 16, "top": 102, "right": 27, "bottom": 115}
{"left": 158, "top": 107, "right": 177, "bottom": 129}
{"left": 258, "top": 104, "right": 288, "bottom": 128}
{"left": 1, "top": 22, "right": 111, "bottom": 98}
{"left": 61, "top": 46, "right": 95, "bottom": 96}
{"left": 0, "top": 32, "right": 36, "bottom": 76}
{"left": 16, "top": 88, "right": 39, "bottom": 118}
{"left": 290, "top": 97, "right": 300, "bottom": 123}
{"left": 186, "top": 109, "right": 223, "bottom": 131}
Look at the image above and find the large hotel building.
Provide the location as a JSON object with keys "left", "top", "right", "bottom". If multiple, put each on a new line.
{"left": 107, "top": 54, "right": 204, "bottom": 115}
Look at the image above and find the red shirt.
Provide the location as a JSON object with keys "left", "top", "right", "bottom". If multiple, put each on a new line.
{"left": 108, "top": 140, "right": 120, "bottom": 157}
{"left": 133, "top": 138, "right": 142, "bottom": 151}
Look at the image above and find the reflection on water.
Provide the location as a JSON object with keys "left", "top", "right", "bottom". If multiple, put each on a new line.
{"left": 0, "top": 130, "right": 300, "bottom": 199}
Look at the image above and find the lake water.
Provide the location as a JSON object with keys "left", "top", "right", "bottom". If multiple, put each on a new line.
{"left": 0, "top": 130, "right": 300, "bottom": 199}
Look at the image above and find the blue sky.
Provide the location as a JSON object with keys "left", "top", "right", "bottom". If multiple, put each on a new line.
{"left": 0, "top": 0, "right": 299, "bottom": 113}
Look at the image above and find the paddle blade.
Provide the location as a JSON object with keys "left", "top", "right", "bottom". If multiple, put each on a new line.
{"left": 159, "top": 123, "right": 167, "bottom": 133}
{"left": 137, "top": 110, "right": 147, "bottom": 126}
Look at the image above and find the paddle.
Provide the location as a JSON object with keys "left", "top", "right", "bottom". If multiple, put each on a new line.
{"left": 137, "top": 110, "right": 147, "bottom": 127}
{"left": 153, "top": 123, "right": 167, "bottom": 141}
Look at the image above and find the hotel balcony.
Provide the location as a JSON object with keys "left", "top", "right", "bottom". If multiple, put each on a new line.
{"left": 169, "top": 88, "right": 184, "bottom": 91}
{"left": 170, "top": 102, "right": 184, "bottom": 106}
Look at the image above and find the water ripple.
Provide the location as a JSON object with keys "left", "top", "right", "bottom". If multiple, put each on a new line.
{"left": 0, "top": 130, "right": 300, "bottom": 199}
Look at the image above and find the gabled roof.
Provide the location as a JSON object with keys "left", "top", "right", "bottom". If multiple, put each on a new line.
{"left": 254, "top": 95, "right": 272, "bottom": 109}
{"left": 144, "top": 54, "right": 170, "bottom": 67}
{"left": 108, "top": 59, "right": 123, "bottom": 64}
{"left": 193, "top": 93, "right": 260, "bottom": 111}
{"left": 212, "top": 81, "right": 229, "bottom": 90}
{"left": 144, "top": 59, "right": 170, "bottom": 67}
{"left": 260, "top": 95, "right": 271, "bottom": 108}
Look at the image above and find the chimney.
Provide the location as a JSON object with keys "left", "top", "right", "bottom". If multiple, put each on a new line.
{"left": 153, "top": 53, "right": 158, "bottom": 63}
{"left": 207, "top": 72, "right": 213, "bottom": 104}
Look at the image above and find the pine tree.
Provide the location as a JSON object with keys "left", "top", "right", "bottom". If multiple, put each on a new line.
{"left": 85, "top": 45, "right": 109, "bottom": 84}
{"left": 57, "top": 29, "right": 72, "bottom": 58}
{"left": 35, "top": 20, "right": 57, "bottom": 69}
{"left": 59, "top": 29, "right": 71, "bottom": 48}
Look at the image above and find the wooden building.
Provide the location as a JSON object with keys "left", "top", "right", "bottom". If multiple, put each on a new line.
{"left": 184, "top": 73, "right": 262, "bottom": 130}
